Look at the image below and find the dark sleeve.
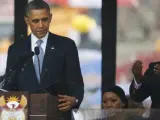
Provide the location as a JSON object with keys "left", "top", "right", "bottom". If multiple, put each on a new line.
{"left": 129, "top": 71, "right": 150, "bottom": 103}
{"left": 5, "top": 45, "right": 13, "bottom": 73}
{"left": 0, "top": 45, "right": 13, "bottom": 84}
{"left": 3, "top": 45, "right": 18, "bottom": 90}
{"left": 65, "top": 39, "right": 84, "bottom": 108}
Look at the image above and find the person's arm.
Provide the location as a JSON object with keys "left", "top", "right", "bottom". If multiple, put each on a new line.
{"left": 130, "top": 78, "right": 150, "bottom": 103}
{"left": 65, "top": 39, "right": 84, "bottom": 107}
{"left": 130, "top": 60, "right": 150, "bottom": 103}
{"left": 58, "top": 39, "right": 84, "bottom": 111}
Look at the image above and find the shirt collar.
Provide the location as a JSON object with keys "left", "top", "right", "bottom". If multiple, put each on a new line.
{"left": 31, "top": 32, "right": 49, "bottom": 53}
{"left": 31, "top": 32, "right": 49, "bottom": 46}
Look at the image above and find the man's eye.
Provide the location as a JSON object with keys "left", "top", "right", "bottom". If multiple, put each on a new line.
{"left": 32, "top": 20, "right": 39, "bottom": 23}
{"left": 42, "top": 18, "right": 48, "bottom": 22}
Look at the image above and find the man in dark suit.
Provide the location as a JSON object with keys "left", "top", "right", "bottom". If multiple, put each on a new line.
{"left": 130, "top": 60, "right": 160, "bottom": 108}
{"left": 4, "top": 0, "right": 84, "bottom": 115}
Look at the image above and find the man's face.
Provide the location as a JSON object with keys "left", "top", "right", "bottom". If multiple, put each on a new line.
{"left": 24, "top": 9, "right": 52, "bottom": 39}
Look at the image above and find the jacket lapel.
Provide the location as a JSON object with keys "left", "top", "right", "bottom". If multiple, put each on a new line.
{"left": 40, "top": 33, "right": 57, "bottom": 84}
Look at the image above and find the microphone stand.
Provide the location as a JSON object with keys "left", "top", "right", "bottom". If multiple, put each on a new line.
{"left": 1, "top": 52, "right": 34, "bottom": 89}
{"left": 0, "top": 69, "right": 17, "bottom": 89}
{"left": 36, "top": 55, "right": 41, "bottom": 80}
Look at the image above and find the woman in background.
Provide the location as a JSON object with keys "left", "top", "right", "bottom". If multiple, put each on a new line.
{"left": 102, "top": 86, "right": 148, "bottom": 120}
{"left": 102, "top": 85, "right": 128, "bottom": 109}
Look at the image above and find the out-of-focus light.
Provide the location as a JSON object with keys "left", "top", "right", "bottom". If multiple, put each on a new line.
{"left": 155, "top": 39, "right": 160, "bottom": 52}
{"left": 71, "top": 14, "right": 96, "bottom": 33}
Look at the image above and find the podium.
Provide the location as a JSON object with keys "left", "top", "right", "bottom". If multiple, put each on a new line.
{"left": 0, "top": 91, "right": 64, "bottom": 120}
{"left": 29, "top": 93, "right": 59, "bottom": 120}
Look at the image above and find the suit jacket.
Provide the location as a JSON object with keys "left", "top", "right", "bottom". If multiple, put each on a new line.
{"left": 130, "top": 62, "right": 160, "bottom": 108}
{"left": 4, "top": 32, "right": 84, "bottom": 109}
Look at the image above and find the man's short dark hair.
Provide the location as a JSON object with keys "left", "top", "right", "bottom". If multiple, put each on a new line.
{"left": 25, "top": 0, "right": 50, "bottom": 17}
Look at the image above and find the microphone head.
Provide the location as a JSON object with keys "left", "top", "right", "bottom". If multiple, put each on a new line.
{"left": 34, "top": 47, "right": 40, "bottom": 55}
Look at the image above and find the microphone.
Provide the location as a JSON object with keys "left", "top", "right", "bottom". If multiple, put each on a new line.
{"left": 34, "top": 46, "right": 40, "bottom": 55}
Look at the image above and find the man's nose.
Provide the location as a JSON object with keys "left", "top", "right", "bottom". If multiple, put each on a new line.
{"left": 38, "top": 20, "right": 44, "bottom": 28}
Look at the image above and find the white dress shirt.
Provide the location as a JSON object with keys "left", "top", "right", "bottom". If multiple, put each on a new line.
{"left": 31, "top": 32, "right": 49, "bottom": 61}
{"left": 134, "top": 77, "right": 142, "bottom": 89}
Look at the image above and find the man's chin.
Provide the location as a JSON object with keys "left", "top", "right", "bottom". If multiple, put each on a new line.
{"left": 36, "top": 33, "right": 47, "bottom": 39}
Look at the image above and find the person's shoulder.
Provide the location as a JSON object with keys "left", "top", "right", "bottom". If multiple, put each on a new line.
{"left": 49, "top": 32, "right": 75, "bottom": 44}
{"left": 8, "top": 35, "right": 30, "bottom": 50}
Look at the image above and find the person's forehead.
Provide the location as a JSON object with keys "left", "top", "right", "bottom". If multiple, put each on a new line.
{"left": 103, "top": 92, "right": 119, "bottom": 98}
{"left": 29, "top": 9, "right": 50, "bottom": 17}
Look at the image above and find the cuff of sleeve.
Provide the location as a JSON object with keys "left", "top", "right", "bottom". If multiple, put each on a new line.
{"left": 133, "top": 77, "right": 142, "bottom": 89}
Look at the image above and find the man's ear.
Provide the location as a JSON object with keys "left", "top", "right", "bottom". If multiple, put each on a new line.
{"left": 24, "top": 17, "right": 29, "bottom": 25}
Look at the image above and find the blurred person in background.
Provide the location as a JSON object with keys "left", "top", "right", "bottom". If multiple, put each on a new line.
{"left": 4, "top": 0, "right": 84, "bottom": 119}
{"left": 73, "top": 86, "right": 127, "bottom": 120}
{"left": 0, "top": 36, "right": 13, "bottom": 76}
{"left": 130, "top": 60, "right": 160, "bottom": 108}
{"left": 102, "top": 86, "right": 148, "bottom": 120}
{"left": 102, "top": 86, "right": 145, "bottom": 109}
{"left": 102, "top": 86, "right": 128, "bottom": 109}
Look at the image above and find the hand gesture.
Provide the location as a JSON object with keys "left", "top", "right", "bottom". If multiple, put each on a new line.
{"left": 154, "top": 64, "right": 160, "bottom": 75}
{"left": 132, "top": 60, "right": 143, "bottom": 83}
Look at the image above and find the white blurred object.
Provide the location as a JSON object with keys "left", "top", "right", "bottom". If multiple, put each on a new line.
{"left": 72, "top": 110, "right": 107, "bottom": 120}
{"left": 67, "top": 28, "right": 81, "bottom": 47}
{"left": 142, "top": 109, "right": 150, "bottom": 118}
{"left": 68, "top": 0, "right": 102, "bottom": 8}
{"left": 0, "top": 53, "right": 7, "bottom": 76}
{"left": 89, "top": 25, "right": 102, "bottom": 45}
{"left": 142, "top": 97, "right": 151, "bottom": 109}
{"left": 78, "top": 49, "right": 101, "bottom": 62}
{"left": 0, "top": 0, "right": 14, "bottom": 23}
{"left": 0, "top": 89, "right": 8, "bottom": 92}
{"left": 72, "top": 110, "right": 84, "bottom": 120}
{"left": 131, "top": 0, "right": 139, "bottom": 7}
